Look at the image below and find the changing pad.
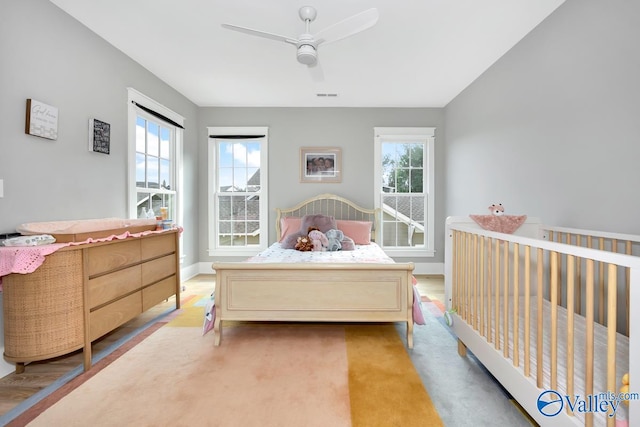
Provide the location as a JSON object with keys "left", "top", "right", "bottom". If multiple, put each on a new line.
{"left": 16, "top": 217, "right": 158, "bottom": 243}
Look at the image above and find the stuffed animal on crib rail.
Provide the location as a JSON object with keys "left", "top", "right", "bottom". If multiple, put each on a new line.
{"left": 308, "top": 228, "right": 329, "bottom": 252}
{"left": 488, "top": 203, "right": 504, "bottom": 216}
{"left": 620, "top": 372, "right": 630, "bottom": 406}
{"left": 294, "top": 235, "right": 314, "bottom": 251}
{"left": 325, "top": 229, "right": 344, "bottom": 251}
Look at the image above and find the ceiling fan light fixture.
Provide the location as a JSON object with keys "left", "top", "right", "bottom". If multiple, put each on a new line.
{"left": 297, "top": 44, "right": 317, "bottom": 65}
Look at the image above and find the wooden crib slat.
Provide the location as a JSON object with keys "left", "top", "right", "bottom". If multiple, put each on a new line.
{"left": 503, "top": 241, "right": 509, "bottom": 358}
{"left": 627, "top": 240, "right": 631, "bottom": 335}
{"left": 537, "top": 247, "right": 544, "bottom": 389}
{"left": 566, "top": 255, "right": 575, "bottom": 414}
{"left": 452, "top": 231, "right": 458, "bottom": 314}
{"left": 513, "top": 243, "right": 519, "bottom": 368}
{"left": 550, "top": 251, "right": 559, "bottom": 391}
{"left": 480, "top": 236, "right": 485, "bottom": 338}
{"left": 599, "top": 237, "right": 605, "bottom": 325}
{"left": 495, "top": 238, "right": 500, "bottom": 350}
{"left": 466, "top": 232, "right": 471, "bottom": 323}
{"left": 576, "top": 236, "right": 582, "bottom": 316}
{"left": 607, "top": 263, "right": 617, "bottom": 426}
{"left": 585, "top": 259, "right": 595, "bottom": 427}
{"left": 473, "top": 234, "right": 478, "bottom": 331}
{"left": 524, "top": 245, "right": 531, "bottom": 378}
{"left": 487, "top": 237, "right": 493, "bottom": 344}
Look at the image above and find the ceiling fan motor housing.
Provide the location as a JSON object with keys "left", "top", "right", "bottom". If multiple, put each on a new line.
{"left": 297, "top": 44, "right": 317, "bottom": 65}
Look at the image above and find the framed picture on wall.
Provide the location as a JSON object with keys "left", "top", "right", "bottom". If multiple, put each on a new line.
{"left": 25, "top": 99, "right": 58, "bottom": 140}
{"left": 300, "top": 147, "right": 342, "bottom": 183}
{"left": 89, "top": 118, "right": 111, "bottom": 154}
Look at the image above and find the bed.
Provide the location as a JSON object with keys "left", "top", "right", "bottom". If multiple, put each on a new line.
{"left": 444, "top": 216, "right": 639, "bottom": 427}
{"left": 209, "top": 194, "right": 420, "bottom": 348}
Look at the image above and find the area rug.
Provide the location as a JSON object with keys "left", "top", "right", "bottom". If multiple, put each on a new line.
{"left": 8, "top": 296, "right": 443, "bottom": 427}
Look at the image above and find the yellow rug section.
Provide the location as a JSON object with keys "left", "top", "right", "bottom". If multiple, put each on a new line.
{"left": 346, "top": 324, "right": 443, "bottom": 427}
{"left": 165, "top": 295, "right": 205, "bottom": 327}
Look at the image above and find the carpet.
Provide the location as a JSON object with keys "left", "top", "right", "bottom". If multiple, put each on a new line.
{"left": 8, "top": 296, "right": 443, "bottom": 427}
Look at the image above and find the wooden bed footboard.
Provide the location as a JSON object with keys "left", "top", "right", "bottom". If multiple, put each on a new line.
{"left": 212, "top": 262, "right": 415, "bottom": 348}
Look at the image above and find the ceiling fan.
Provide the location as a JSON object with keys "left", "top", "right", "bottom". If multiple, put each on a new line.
{"left": 221, "top": 6, "right": 379, "bottom": 69}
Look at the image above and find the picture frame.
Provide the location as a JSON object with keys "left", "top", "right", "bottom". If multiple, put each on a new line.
{"left": 25, "top": 99, "right": 58, "bottom": 140}
{"left": 300, "top": 147, "right": 342, "bottom": 183}
{"left": 89, "top": 118, "right": 111, "bottom": 154}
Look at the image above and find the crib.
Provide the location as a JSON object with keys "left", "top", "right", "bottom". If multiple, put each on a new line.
{"left": 444, "top": 216, "right": 639, "bottom": 427}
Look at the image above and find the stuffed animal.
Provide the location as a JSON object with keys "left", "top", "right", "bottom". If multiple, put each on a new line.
{"left": 488, "top": 203, "right": 504, "bottom": 216}
{"left": 620, "top": 372, "right": 630, "bottom": 406}
{"left": 308, "top": 229, "right": 329, "bottom": 251}
{"left": 294, "top": 235, "right": 314, "bottom": 251}
{"left": 325, "top": 229, "right": 344, "bottom": 251}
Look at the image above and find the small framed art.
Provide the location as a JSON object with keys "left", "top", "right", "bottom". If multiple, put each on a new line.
{"left": 25, "top": 99, "right": 58, "bottom": 140}
{"left": 89, "top": 118, "right": 111, "bottom": 154}
{"left": 300, "top": 147, "right": 342, "bottom": 183}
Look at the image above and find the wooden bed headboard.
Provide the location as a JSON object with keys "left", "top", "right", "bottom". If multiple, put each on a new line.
{"left": 276, "top": 193, "right": 380, "bottom": 242}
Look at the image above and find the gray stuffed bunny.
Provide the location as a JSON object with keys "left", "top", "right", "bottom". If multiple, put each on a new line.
{"left": 325, "top": 229, "right": 344, "bottom": 251}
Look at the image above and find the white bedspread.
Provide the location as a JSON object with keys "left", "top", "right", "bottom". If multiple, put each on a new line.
{"left": 246, "top": 242, "right": 395, "bottom": 264}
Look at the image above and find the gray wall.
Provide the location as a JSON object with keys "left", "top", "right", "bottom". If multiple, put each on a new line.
{"left": 198, "top": 107, "right": 446, "bottom": 263}
{"left": 0, "top": 0, "right": 200, "bottom": 266}
{"left": 445, "top": 0, "right": 640, "bottom": 234}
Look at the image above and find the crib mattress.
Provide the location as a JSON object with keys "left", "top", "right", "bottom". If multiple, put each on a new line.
{"left": 467, "top": 297, "right": 629, "bottom": 424}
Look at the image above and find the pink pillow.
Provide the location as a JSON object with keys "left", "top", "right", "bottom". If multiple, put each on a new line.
{"left": 336, "top": 220, "right": 372, "bottom": 245}
{"left": 279, "top": 217, "right": 302, "bottom": 242}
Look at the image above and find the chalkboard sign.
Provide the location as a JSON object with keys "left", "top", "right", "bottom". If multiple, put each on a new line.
{"left": 89, "top": 118, "right": 110, "bottom": 154}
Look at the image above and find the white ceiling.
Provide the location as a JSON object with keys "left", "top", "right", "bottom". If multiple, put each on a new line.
{"left": 50, "top": 0, "right": 565, "bottom": 108}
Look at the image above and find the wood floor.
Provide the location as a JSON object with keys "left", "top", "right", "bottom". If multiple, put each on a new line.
{"left": 0, "top": 274, "right": 443, "bottom": 419}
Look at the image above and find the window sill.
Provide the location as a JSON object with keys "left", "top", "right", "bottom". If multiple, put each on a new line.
{"left": 383, "top": 248, "right": 436, "bottom": 258}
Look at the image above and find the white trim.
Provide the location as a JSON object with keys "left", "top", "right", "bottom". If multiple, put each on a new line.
{"left": 126, "top": 88, "right": 184, "bottom": 218}
{"left": 207, "top": 127, "right": 269, "bottom": 255}
{"left": 373, "top": 126, "right": 436, "bottom": 255}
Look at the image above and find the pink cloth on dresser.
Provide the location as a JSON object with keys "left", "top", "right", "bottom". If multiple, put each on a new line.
{"left": 0, "top": 227, "right": 182, "bottom": 290}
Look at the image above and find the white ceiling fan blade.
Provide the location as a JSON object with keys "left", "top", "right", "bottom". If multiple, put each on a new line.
{"left": 313, "top": 8, "right": 379, "bottom": 46}
{"left": 221, "top": 23, "right": 298, "bottom": 45}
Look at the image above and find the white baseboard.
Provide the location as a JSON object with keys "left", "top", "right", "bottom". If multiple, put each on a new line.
{"left": 412, "top": 262, "right": 444, "bottom": 275}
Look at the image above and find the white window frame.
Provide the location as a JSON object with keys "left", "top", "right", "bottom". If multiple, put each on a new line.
{"left": 374, "top": 127, "right": 435, "bottom": 258}
{"left": 127, "top": 88, "right": 184, "bottom": 258}
{"left": 208, "top": 126, "right": 269, "bottom": 257}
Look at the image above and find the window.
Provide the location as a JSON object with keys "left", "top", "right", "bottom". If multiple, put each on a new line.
{"left": 127, "top": 88, "right": 184, "bottom": 227}
{"left": 208, "top": 127, "right": 268, "bottom": 256}
{"left": 374, "top": 127, "right": 435, "bottom": 257}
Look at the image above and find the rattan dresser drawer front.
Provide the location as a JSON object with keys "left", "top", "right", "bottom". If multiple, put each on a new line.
{"left": 141, "top": 233, "right": 175, "bottom": 260}
{"left": 141, "top": 254, "right": 177, "bottom": 286}
{"left": 89, "top": 292, "right": 142, "bottom": 341}
{"left": 87, "top": 239, "right": 141, "bottom": 277}
{"left": 88, "top": 265, "right": 142, "bottom": 309}
{"left": 143, "top": 276, "right": 177, "bottom": 311}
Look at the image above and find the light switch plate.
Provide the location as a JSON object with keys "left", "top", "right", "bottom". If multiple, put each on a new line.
{"left": 0, "top": 179, "right": 3, "bottom": 198}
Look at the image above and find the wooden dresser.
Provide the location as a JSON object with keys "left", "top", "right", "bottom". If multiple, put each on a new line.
{"left": 2, "top": 229, "right": 180, "bottom": 372}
